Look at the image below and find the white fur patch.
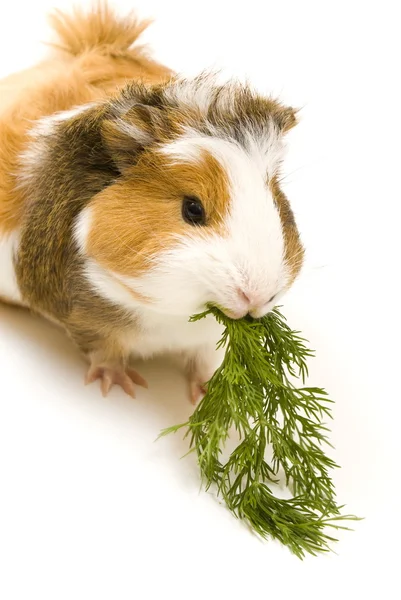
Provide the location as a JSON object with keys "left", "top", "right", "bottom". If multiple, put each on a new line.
{"left": 152, "top": 134, "right": 289, "bottom": 317}
{"left": 18, "top": 102, "right": 97, "bottom": 186}
{"left": 162, "top": 122, "right": 285, "bottom": 180}
{"left": 126, "top": 305, "right": 222, "bottom": 359}
{"left": 0, "top": 230, "right": 23, "bottom": 304}
{"left": 73, "top": 208, "right": 214, "bottom": 348}
{"left": 163, "top": 75, "right": 240, "bottom": 116}
{"left": 243, "top": 124, "right": 285, "bottom": 180}
{"left": 81, "top": 258, "right": 140, "bottom": 311}
{"left": 79, "top": 255, "right": 222, "bottom": 359}
{"left": 73, "top": 206, "right": 93, "bottom": 254}
{"left": 163, "top": 78, "right": 217, "bottom": 114}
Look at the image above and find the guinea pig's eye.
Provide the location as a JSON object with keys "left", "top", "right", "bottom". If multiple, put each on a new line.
{"left": 182, "top": 196, "right": 206, "bottom": 226}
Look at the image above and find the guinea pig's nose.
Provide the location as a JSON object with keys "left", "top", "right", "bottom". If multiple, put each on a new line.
{"left": 225, "top": 289, "right": 274, "bottom": 320}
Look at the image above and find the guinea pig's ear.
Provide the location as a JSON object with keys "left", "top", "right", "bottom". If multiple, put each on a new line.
{"left": 101, "top": 104, "right": 171, "bottom": 172}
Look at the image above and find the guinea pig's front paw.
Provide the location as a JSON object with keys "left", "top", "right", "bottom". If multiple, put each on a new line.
{"left": 85, "top": 363, "right": 148, "bottom": 399}
{"left": 185, "top": 351, "right": 217, "bottom": 405}
{"left": 188, "top": 378, "right": 208, "bottom": 406}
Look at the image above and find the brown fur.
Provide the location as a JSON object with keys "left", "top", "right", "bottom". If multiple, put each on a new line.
{"left": 0, "top": 3, "right": 172, "bottom": 365}
{"left": 1, "top": 3, "right": 304, "bottom": 374}
{"left": 0, "top": 3, "right": 171, "bottom": 234}
{"left": 47, "top": 2, "right": 151, "bottom": 58}
{"left": 86, "top": 150, "right": 230, "bottom": 276}
{"left": 270, "top": 175, "right": 304, "bottom": 283}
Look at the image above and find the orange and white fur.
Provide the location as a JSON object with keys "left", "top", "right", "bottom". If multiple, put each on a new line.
{"left": 0, "top": 3, "right": 304, "bottom": 402}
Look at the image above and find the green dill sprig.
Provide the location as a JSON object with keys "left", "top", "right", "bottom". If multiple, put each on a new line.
{"left": 161, "top": 307, "right": 359, "bottom": 558}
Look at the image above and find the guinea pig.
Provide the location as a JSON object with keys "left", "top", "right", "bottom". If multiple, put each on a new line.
{"left": 0, "top": 3, "right": 304, "bottom": 403}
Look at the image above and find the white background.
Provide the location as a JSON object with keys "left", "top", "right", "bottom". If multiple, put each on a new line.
{"left": 1, "top": 1, "right": 400, "bottom": 598}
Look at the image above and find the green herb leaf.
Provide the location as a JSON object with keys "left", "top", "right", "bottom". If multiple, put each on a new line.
{"left": 161, "top": 307, "right": 360, "bottom": 558}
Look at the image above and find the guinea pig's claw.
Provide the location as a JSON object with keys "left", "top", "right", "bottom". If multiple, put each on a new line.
{"left": 85, "top": 365, "right": 148, "bottom": 399}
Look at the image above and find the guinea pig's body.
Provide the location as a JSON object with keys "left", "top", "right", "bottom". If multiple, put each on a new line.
{"left": 0, "top": 4, "right": 304, "bottom": 401}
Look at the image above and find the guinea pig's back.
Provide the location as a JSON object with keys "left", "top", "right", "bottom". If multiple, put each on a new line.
{"left": 0, "top": 3, "right": 171, "bottom": 306}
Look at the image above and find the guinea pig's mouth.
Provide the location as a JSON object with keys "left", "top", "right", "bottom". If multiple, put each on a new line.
{"left": 222, "top": 307, "right": 250, "bottom": 320}
{"left": 209, "top": 288, "right": 255, "bottom": 320}
{"left": 207, "top": 302, "right": 249, "bottom": 320}
{"left": 208, "top": 296, "right": 273, "bottom": 320}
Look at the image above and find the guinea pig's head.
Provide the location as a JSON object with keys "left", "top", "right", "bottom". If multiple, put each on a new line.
{"left": 76, "top": 75, "right": 304, "bottom": 319}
